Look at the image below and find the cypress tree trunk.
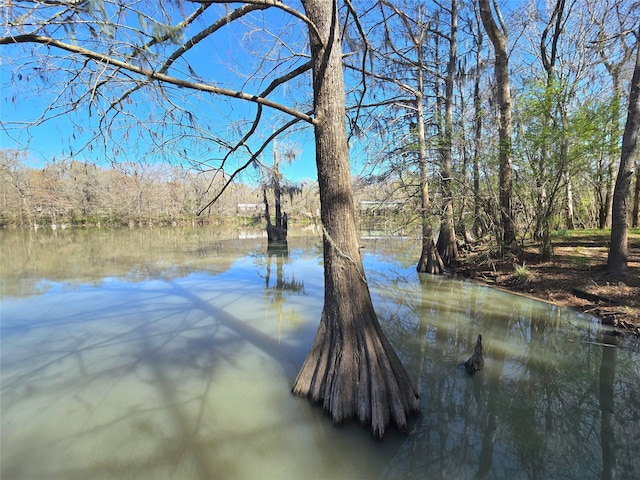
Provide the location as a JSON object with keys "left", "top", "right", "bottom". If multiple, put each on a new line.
{"left": 436, "top": 0, "right": 459, "bottom": 266}
{"left": 415, "top": 35, "right": 443, "bottom": 274}
{"left": 417, "top": 89, "right": 444, "bottom": 274}
{"left": 263, "top": 188, "right": 287, "bottom": 244}
{"left": 264, "top": 150, "right": 288, "bottom": 245}
{"left": 293, "top": 0, "right": 419, "bottom": 439}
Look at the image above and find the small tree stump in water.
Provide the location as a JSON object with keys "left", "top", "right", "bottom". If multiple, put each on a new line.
{"left": 464, "top": 334, "right": 484, "bottom": 374}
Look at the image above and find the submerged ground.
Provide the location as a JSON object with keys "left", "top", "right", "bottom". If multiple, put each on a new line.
{"left": 459, "top": 229, "right": 640, "bottom": 335}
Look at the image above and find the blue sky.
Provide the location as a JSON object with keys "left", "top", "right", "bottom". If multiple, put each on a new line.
{"left": 1, "top": 0, "right": 536, "bottom": 184}
{"left": 0, "top": 2, "right": 324, "bottom": 183}
{"left": 0, "top": 67, "right": 320, "bottom": 184}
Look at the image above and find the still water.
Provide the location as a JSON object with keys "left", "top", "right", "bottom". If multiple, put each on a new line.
{"left": 1, "top": 227, "right": 639, "bottom": 480}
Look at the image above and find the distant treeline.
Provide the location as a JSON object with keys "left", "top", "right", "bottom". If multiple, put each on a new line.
{"left": 4, "top": 148, "right": 638, "bottom": 240}
{"left": 0, "top": 151, "right": 321, "bottom": 228}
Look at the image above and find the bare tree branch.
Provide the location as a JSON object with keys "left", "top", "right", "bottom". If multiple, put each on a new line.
{"left": 197, "top": 114, "right": 308, "bottom": 215}
{"left": 0, "top": 34, "right": 316, "bottom": 125}
{"left": 189, "top": 0, "right": 322, "bottom": 41}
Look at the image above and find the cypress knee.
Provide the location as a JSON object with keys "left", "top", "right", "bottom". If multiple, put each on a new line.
{"left": 464, "top": 334, "right": 484, "bottom": 374}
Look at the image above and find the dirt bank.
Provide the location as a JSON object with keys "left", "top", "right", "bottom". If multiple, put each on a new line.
{"left": 457, "top": 230, "right": 640, "bottom": 336}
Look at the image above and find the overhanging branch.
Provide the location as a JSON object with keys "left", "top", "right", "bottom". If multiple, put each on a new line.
{"left": 1, "top": 34, "right": 316, "bottom": 125}
{"left": 197, "top": 114, "right": 310, "bottom": 216}
{"left": 190, "top": 0, "right": 322, "bottom": 41}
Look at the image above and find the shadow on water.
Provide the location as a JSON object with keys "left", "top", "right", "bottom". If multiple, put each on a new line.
{"left": 1, "top": 229, "right": 640, "bottom": 479}
{"left": 2, "top": 280, "right": 248, "bottom": 479}
{"left": 164, "top": 279, "right": 310, "bottom": 375}
{"left": 1, "top": 233, "right": 405, "bottom": 479}
{"left": 1, "top": 278, "right": 336, "bottom": 479}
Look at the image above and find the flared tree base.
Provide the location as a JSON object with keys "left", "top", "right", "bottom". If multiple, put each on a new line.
{"left": 292, "top": 307, "right": 420, "bottom": 439}
{"left": 417, "top": 244, "right": 444, "bottom": 274}
{"left": 266, "top": 224, "right": 288, "bottom": 244}
{"left": 436, "top": 229, "right": 459, "bottom": 267}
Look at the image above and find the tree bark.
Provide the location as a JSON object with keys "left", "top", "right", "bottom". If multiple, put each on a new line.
{"left": 293, "top": 0, "right": 419, "bottom": 439}
{"left": 472, "top": 13, "right": 484, "bottom": 239}
{"left": 478, "top": 0, "right": 516, "bottom": 252}
{"left": 607, "top": 30, "right": 640, "bottom": 275}
{"left": 436, "top": 0, "right": 460, "bottom": 266}
{"left": 264, "top": 149, "right": 288, "bottom": 244}
{"left": 415, "top": 36, "right": 443, "bottom": 274}
{"left": 633, "top": 162, "right": 640, "bottom": 228}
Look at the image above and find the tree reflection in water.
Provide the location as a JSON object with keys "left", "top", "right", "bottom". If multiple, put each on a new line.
{"left": 257, "top": 243, "right": 306, "bottom": 343}
{"left": 599, "top": 327, "right": 617, "bottom": 480}
{"left": 372, "top": 267, "right": 640, "bottom": 480}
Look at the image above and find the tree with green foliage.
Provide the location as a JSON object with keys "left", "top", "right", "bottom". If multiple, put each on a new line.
{"left": 590, "top": 0, "right": 638, "bottom": 230}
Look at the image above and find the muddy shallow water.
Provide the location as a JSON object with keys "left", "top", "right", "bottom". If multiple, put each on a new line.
{"left": 1, "top": 227, "right": 639, "bottom": 479}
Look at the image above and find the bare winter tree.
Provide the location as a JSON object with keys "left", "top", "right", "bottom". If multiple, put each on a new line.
{"left": 0, "top": 150, "right": 33, "bottom": 227}
{"left": 434, "top": 0, "right": 460, "bottom": 266}
{"left": 350, "top": 0, "right": 444, "bottom": 274}
{"left": 1, "top": 0, "right": 418, "bottom": 438}
{"left": 478, "top": 0, "right": 517, "bottom": 252}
